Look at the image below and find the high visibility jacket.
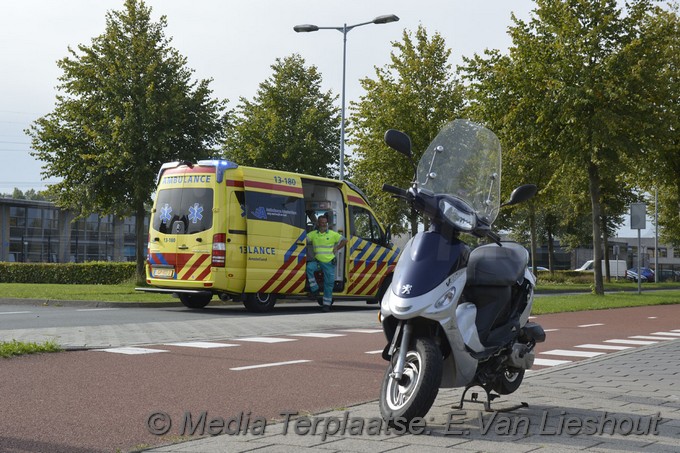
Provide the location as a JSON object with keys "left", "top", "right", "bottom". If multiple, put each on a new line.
{"left": 307, "top": 229, "right": 345, "bottom": 263}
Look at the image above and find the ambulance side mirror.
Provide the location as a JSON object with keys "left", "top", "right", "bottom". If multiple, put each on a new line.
{"left": 385, "top": 225, "right": 393, "bottom": 248}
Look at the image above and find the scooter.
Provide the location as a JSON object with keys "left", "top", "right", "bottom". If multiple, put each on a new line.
{"left": 378, "top": 119, "right": 546, "bottom": 424}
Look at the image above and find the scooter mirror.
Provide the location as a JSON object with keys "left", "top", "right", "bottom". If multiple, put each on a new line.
{"left": 502, "top": 184, "right": 538, "bottom": 207}
{"left": 384, "top": 129, "right": 412, "bottom": 158}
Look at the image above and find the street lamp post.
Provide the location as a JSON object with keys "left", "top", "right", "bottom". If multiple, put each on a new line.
{"left": 294, "top": 14, "right": 399, "bottom": 181}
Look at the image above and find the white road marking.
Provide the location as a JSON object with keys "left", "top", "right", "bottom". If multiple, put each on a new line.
{"left": 230, "top": 360, "right": 311, "bottom": 371}
{"left": 672, "top": 329, "right": 680, "bottom": 333}
{"left": 96, "top": 347, "right": 167, "bottom": 355}
{"left": 628, "top": 336, "right": 676, "bottom": 341}
{"left": 578, "top": 323, "right": 604, "bottom": 328}
{"left": 575, "top": 344, "right": 632, "bottom": 351}
{"left": 544, "top": 329, "right": 560, "bottom": 332}
{"left": 533, "top": 358, "right": 572, "bottom": 367}
{"left": 365, "top": 350, "right": 383, "bottom": 354}
{"left": 648, "top": 317, "right": 658, "bottom": 319}
{"left": 605, "top": 339, "right": 657, "bottom": 345}
{"left": 0, "top": 311, "right": 31, "bottom": 315}
{"left": 164, "top": 342, "right": 240, "bottom": 348}
{"left": 649, "top": 332, "right": 680, "bottom": 337}
{"left": 290, "top": 333, "right": 346, "bottom": 338}
{"left": 76, "top": 308, "right": 120, "bottom": 312}
{"left": 236, "top": 337, "right": 297, "bottom": 343}
{"left": 337, "top": 329, "right": 383, "bottom": 334}
{"left": 540, "top": 349, "right": 604, "bottom": 358}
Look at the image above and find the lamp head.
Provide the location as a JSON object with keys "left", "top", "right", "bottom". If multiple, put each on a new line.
{"left": 373, "top": 14, "right": 399, "bottom": 24}
{"left": 294, "top": 24, "right": 319, "bottom": 32}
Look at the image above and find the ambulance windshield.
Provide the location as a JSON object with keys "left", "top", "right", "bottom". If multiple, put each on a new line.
{"left": 152, "top": 188, "right": 214, "bottom": 234}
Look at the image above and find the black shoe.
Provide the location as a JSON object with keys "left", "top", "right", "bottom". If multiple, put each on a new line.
{"left": 322, "top": 304, "right": 331, "bottom": 312}
{"left": 307, "top": 290, "right": 319, "bottom": 300}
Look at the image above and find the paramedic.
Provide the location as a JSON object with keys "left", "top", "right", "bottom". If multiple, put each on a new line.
{"left": 307, "top": 214, "right": 347, "bottom": 312}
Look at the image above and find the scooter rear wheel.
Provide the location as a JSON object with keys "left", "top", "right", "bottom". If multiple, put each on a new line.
{"left": 492, "top": 368, "right": 525, "bottom": 395}
{"left": 379, "top": 336, "right": 442, "bottom": 426}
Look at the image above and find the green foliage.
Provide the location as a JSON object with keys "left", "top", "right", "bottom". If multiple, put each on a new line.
{"left": 223, "top": 54, "right": 339, "bottom": 177}
{"left": 0, "top": 262, "right": 135, "bottom": 284}
{"left": 0, "top": 340, "right": 63, "bottom": 358}
{"left": 625, "top": 6, "right": 680, "bottom": 246}
{"left": 25, "top": 0, "right": 228, "bottom": 282}
{"left": 460, "top": 0, "right": 661, "bottom": 294}
{"left": 348, "top": 26, "right": 464, "bottom": 234}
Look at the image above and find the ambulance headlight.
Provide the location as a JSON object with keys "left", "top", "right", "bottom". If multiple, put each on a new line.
{"left": 439, "top": 197, "right": 476, "bottom": 231}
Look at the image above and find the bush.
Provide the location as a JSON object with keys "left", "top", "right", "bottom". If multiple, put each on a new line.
{"left": 0, "top": 262, "right": 136, "bottom": 284}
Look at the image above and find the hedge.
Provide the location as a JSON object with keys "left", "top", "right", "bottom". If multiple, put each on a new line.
{"left": 0, "top": 262, "right": 136, "bottom": 284}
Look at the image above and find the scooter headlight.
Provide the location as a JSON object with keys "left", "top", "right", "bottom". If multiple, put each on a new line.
{"left": 439, "top": 198, "right": 475, "bottom": 231}
{"left": 434, "top": 287, "right": 456, "bottom": 309}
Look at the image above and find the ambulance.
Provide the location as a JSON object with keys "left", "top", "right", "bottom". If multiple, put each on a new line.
{"left": 138, "top": 159, "right": 400, "bottom": 312}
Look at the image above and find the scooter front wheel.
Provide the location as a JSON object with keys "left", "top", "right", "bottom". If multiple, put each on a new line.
{"left": 379, "top": 336, "right": 442, "bottom": 425}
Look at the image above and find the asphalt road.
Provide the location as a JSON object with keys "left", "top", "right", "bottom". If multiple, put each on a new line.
{"left": 0, "top": 300, "right": 377, "bottom": 330}
{"left": 0, "top": 303, "right": 679, "bottom": 452}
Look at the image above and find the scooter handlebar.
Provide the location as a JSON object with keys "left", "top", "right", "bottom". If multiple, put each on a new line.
{"left": 382, "top": 184, "right": 409, "bottom": 198}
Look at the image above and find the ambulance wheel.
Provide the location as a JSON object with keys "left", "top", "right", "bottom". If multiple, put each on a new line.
{"left": 179, "top": 293, "right": 212, "bottom": 309}
{"left": 244, "top": 293, "right": 277, "bottom": 313}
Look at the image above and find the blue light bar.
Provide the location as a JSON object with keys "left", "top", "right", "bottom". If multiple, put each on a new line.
{"left": 197, "top": 159, "right": 239, "bottom": 183}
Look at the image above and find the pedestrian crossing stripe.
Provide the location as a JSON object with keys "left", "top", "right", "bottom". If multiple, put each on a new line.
{"left": 96, "top": 347, "right": 168, "bottom": 355}
{"left": 164, "top": 342, "right": 240, "bottom": 348}
{"left": 236, "top": 337, "right": 297, "bottom": 343}
{"left": 540, "top": 349, "right": 604, "bottom": 358}
{"left": 534, "top": 358, "right": 572, "bottom": 366}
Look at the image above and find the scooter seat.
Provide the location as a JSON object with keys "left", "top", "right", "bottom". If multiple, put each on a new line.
{"left": 466, "top": 242, "right": 528, "bottom": 286}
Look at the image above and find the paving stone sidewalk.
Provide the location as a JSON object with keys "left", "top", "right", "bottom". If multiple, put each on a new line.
{"left": 147, "top": 339, "right": 680, "bottom": 453}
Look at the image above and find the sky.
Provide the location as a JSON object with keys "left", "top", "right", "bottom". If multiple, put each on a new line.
{"left": 0, "top": 0, "right": 540, "bottom": 194}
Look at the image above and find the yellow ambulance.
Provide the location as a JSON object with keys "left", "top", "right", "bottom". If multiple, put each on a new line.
{"left": 139, "top": 159, "right": 400, "bottom": 312}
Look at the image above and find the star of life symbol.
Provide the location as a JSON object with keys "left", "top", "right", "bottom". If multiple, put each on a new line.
{"left": 159, "top": 203, "right": 172, "bottom": 224}
{"left": 401, "top": 284, "right": 412, "bottom": 295}
{"left": 188, "top": 203, "right": 204, "bottom": 224}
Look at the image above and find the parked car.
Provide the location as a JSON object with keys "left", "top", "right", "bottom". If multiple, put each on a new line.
{"left": 657, "top": 269, "right": 680, "bottom": 282}
{"left": 626, "top": 267, "right": 655, "bottom": 283}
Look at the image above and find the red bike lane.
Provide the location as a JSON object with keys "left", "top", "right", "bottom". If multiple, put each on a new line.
{"left": 1, "top": 304, "right": 679, "bottom": 452}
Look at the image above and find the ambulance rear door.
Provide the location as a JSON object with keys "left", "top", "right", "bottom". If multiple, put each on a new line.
{"left": 149, "top": 166, "right": 215, "bottom": 284}
{"left": 241, "top": 168, "right": 307, "bottom": 296}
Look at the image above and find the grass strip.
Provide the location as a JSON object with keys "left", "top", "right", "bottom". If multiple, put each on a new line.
{"left": 533, "top": 290, "right": 680, "bottom": 314}
{"left": 0, "top": 339, "right": 63, "bottom": 358}
{"left": 0, "top": 283, "right": 174, "bottom": 303}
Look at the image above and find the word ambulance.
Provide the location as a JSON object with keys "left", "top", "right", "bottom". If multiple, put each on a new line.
{"left": 138, "top": 159, "right": 400, "bottom": 312}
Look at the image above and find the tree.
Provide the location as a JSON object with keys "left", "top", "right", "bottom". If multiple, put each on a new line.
{"left": 461, "top": 0, "right": 658, "bottom": 294}
{"left": 223, "top": 54, "right": 339, "bottom": 177}
{"left": 349, "top": 26, "right": 464, "bottom": 235}
{"left": 628, "top": 5, "right": 680, "bottom": 246}
{"left": 26, "top": 0, "right": 228, "bottom": 282}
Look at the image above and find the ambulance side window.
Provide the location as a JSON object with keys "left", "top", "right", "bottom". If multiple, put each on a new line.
{"left": 350, "top": 206, "right": 383, "bottom": 244}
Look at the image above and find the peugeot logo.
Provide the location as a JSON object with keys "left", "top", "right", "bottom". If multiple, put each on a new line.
{"left": 401, "top": 284, "right": 412, "bottom": 295}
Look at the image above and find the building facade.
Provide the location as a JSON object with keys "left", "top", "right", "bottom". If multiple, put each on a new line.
{"left": 0, "top": 197, "right": 145, "bottom": 263}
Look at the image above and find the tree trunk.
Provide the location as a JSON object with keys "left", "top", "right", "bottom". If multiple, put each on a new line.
{"left": 135, "top": 201, "right": 147, "bottom": 285}
{"left": 588, "top": 161, "right": 605, "bottom": 295}
{"left": 547, "top": 227, "right": 555, "bottom": 273}
{"left": 529, "top": 205, "right": 537, "bottom": 273}
{"left": 602, "top": 216, "right": 611, "bottom": 283}
{"left": 410, "top": 208, "right": 419, "bottom": 237}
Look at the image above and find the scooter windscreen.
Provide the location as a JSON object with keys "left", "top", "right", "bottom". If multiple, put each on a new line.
{"left": 417, "top": 119, "right": 502, "bottom": 225}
